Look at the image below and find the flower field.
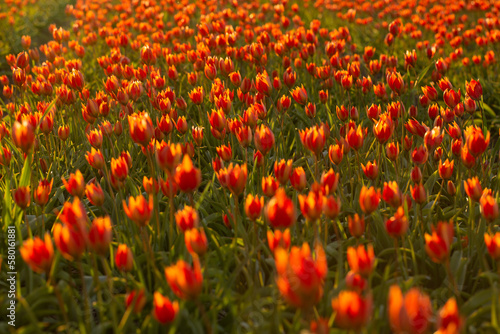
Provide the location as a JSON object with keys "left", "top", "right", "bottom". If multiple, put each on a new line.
{"left": 2, "top": 0, "right": 500, "bottom": 332}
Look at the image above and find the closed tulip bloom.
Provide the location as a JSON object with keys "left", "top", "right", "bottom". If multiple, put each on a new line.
{"left": 465, "top": 79, "right": 482, "bottom": 100}
{"left": 156, "top": 141, "right": 182, "bottom": 172}
{"left": 0, "top": 145, "right": 12, "bottom": 166}
{"left": 382, "top": 181, "right": 402, "bottom": 208}
{"left": 143, "top": 176, "right": 159, "bottom": 195}
{"left": 184, "top": 228, "right": 208, "bottom": 256}
{"left": 436, "top": 298, "right": 463, "bottom": 334}
{"left": 20, "top": 233, "right": 54, "bottom": 274}
{"left": 388, "top": 286, "right": 432, "bottom": 334}
{"left": 165, "top": 258, "right": 203, "bottom": 300}
{"left": 175, "top": 206, "right": 199, "bottom": 232}
{"left": 438, "top": 159, "right": 454, "bottom": 179}
{"left": 86, "top": 182, "right": 105, "bottom": 207}
{"left": 12, "top": 120, "right": 35, "bottom": 153}
{"left": 385, "top": 206, "right": 409, "bottom": 238}
{"left": 266, "top": 188, "right": 296, "bottom": 229}
{"left": 290, "top": 167, "right": 307, "bottom": 191}
{"left": 328, "top": 143, "right": 344, "bottom": 165}
{"left": 411, "top": 145, "right": 429, "bottom": 165}
{"left": 153, "top": 292, "right": 179, "bottom": 324}
{"left": 291, "top": 85, "right": 308, "bottom": 105}
{"left": 387, "top": 71, "right": 405, "bottom": 95}
{"left": 484, "top": 233, "right": 500, "bottom": 260}
{"left": 123, "top": 195, "right": 153, "bottom": 227}
{"left": 13, "top": 186, "right": 30, "bottom": 210}
{"left": 464, "top": 177, "right": 482, "bottom": 201}
{"left": 299, "top": 183, "right": 324, "bottom": 221}
{"left": 347, "top": 124, "right": 364, "bottom": 151}
{"left": 321, "top": 169, "right": 339, "bottom": 195}
{"left": 53, "top": 223, "right": 87, "bottom": 261}
{"left": 245, "top": 194, "right": 264, "bottom": 221}
{"left": 115, "top": 244, "right": 134, "bottom": 272}
{"left": 323, "top": 195, "right": 341, "bottom": 220}
{"left": 62, "top": 170, "right": 85, "bottom": 198}
{"left": 85, "top": 148, "right": 104, "bottom": 170}
{"left": 111, "top": 157, "right": 129, "bottom": 182}
{"left": 332, "top": 291, "right": 372, "bottom": 330}
{"left": 262, "top": 176, "right": 279, "bottom": 197}
{"left": 347, "top": 244, "right": 375, "bottom": 276}
{"left": 361, "top": 161, "right": 378, "bottom": 180}
{"left": 175, "top": 155, "right": 201, "bottom": 193}
{"left": 373, "top": 113, "right": 393, "bottom": 144}
{"left": 274, "top": 159, "right": 293, "bottom": 185}
{"left": 411, "top": 183, "right": 427, "bottom": 204}
{"left": 88, "top": 216, "right": 112, "bottom": 255}
{"left": 443, "top": 88, "right": 461, "bottom": 109}
{"left": 299, "top": 126, "right": 327, "bottom": 156}
{"left": 254, "top": 124, "right": 275, "bottom": 155}
{"left": 465, "top": 125, "right": 489, "bottom": 157}
{"left": 480, "top": 191, "right": 499, "bottom": 222}
{"left": 425, "top": 221, "right": 454, "bottom": 263}
{"left": 348, "top": 214, "right": 365, "bottom": 238}
{"left": 223, "top": 163, "right": 247, "bottom": 196}
{"left": 359, "top": 186, "right": 380, "bottom": 214}
{"left": 34, "top": 179, "right": 53, "bottom": 207}
{"left": 275, "top": 242, "right": 327, "bottom": 308}
{"left": 128, "top": 112, "right": 153, "bottom": 147}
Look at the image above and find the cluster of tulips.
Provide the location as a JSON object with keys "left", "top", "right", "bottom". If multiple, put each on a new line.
{"left": 1, "top": 0, "right": 500, "bottom": 332}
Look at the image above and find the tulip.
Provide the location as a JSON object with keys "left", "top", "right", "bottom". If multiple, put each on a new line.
{"left": 274, "top": 159, "right": 293, "bottom": 185}
{"left": 464, "top": 177, "right": 482, "bottom": 201}
{"left": 347, "top": 244, "right": 375, "bottom": 276}
{"left": 298, "top": 183, "right": 324, "bottom": 221}
{"left": 484, "top": 233, "right": 500, "bottom": 260}
{"left": 123, "top": 195, "right": 153, "bottom": 227}
{"left": 184, "top": 228, "right": 208, "bottom": 256}
{"left": 12, "top": 120, "right": 35, "bottom": 153}
{"left": 254, "top": 124, "right": 275, "bottom": 155}
{"left": 290, "top": 167, "right": 307, "bottom": 191}
{"left": 266, "top": 188, "right": 296, "bottom": 229}
{"left": 332, "top": 291, "right": 372, "bottom": 330}
{"left": 245, "top": 194, "right": 264, "bottom": 221}
{"left": 348, "top": 214, "right": 365, "bottom": 238}
{"left": 388, "top": 285, "right": 432, "bottom": 334}
{"left": 115, "top": 244, "right": 134, "bottom": 272}
{"left": 20, "top": 233, "right": 54, "bottom": 274}
{"left": 425, "top": 221, "right": 454, "bottom": 263}
{"left": 153, "top": 292, "right": 179, "bottom": 324}
{"left": 291, "top": 85, "right": 308, "bottom": 105}
{"left": 275, "top": 242, "right": 327, "bottom": 308}
{"left": 175, "top": 155, "right": 201, "bottom": 193}
{"left": 165, "top": 258, "right": 203, "bottom": 299}
{"left": 436, "top": 298, "right": 463, "bottom": 334}
{"left": 262, "top": 175, "right": 279, "bottom": 197}
{"left": 359, "top": 186, "right": 380, "bottom": 214}
{"left": 88, "top": 216, "right": 112, "bottom": 255}
{"left": 465, "top": 79, "right": 482, "bottom": 100}
{"left": 346, "top": 124, "right": 364, "bottom": 151}
{"left": 13, "top": 186, "right": 30, "bottom": 210}
{"left": 385, "top": 206, "right": 409, "bottom": 238}
{"left": 267, "top": 229, "right": 291, "bottom": 253}
{"left": 34, "top": 179, "right": 53, "bottom": 207}
{"left": 53, "top": 223, "right": 87, "bottom": 261}
{"left": 382, "top": 181, "right": 402, "bottom": 208}
{"left": 480, "top": 191, "right": 499, "bottom": 222}
{"left": 175, "top": 206, "right": 199, "bottom": 232}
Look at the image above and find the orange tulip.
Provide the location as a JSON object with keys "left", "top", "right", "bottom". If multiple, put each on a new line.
{"left": 347, "top": 124, "right": 364, "bottom": 151}
{"left": 165, "top": 258, "right": 203, "bottom": 300}
{"left": 86, "top": 182, "right": 105, "bottom": 207}
{"left": 480, "top": 191, "right": 499, "bottom": 222}
{"left": 331, "top": 291, "right": 372, "bottom": 330}
{"left": 275, "top": 242, "right": 327, "bottom": 308}
{"left": 388, "top": 285, "right": 432, "bottom": 334}
{"left": 53, "top": 223, "right": 87, "bottom": 261}
{"left": 224, "top": 163, "right": 248, "bottom": 196}
{"left": 347, "top": 244, "right": 375, "bottom": 276}
{"left": 156, "top": 141, "right": 182, "bottom": 172}
{"left": 262, "top": 175, "right": 280, "bottom": 197}
{"left": 175, "top": 206, "right": 199, "bottom": 232}
{"left": 361, "top": 161, "right": 378, "bottom": 180}
{"left": 425, "top": 221, "right": 454, "bottom": 263}
{"left": 484, "top": 233, "right": 500, "bottom": 260}
{"left": 115, "top": 244, "right": 134, "bottom": 272}
{"left": 184, "top": 228, "right": 208, "bottom": 256}
{"left": 359, "top": 186, "right": 380, "bottom": 214}
{"left": 123, "top": 195, "right": 154, "bottom": 227}
{"left": 175, "top": 155, "right": 201, "bottom": 193}
{"left": 85, "top": 148, "right": 104, "bottom": 170}
{"left": 34, "top": 179, "right": 53, "bottom": 207}
{"left": 88, "top": 216, "right": 112, "bottom": 255}
{"left": 465, "top": 125, "right": 489, "bottom": 157}
{"left": 438, "top": 159, "right": 454, "bottom": 180}
{"left": 245, "top": 194, "right": 264, "bottom": 221}
{"left": 382, "top": 181, "right": 402, "bottom": 208}
{"left": 13, "top": 186, "right": 30, "bottom": 210}
{"left": 62, "top": 170, "right": 85, "bottom": 198}
{"left": 153, "top": 292, "right": 179, "bottom": 324}
{"left": 128, "top": 112, "right": 154, "bottom": 146}
{"left": 385, "top": 206, "right": 409, "bottom": 238}
{"left": 348, "top": 214, "right": 365, "bottom": 238}
{"left": 436, "top": 298, "right": 463, "bottom": 334}
{"left": 274, "top": 159, "right": 292, "bottom": 185}
{"left": 320, "top": 169, "right": 339, "bottom": 195}
{"left": 298, "top": 183, "right": 324, "bottom": 221}
{"left": 254, "top": 124, "right": 275, "bottom": 155}
{"left": 20, "top": 233, "right": 54, "bottom": 274}
{"left": 464, "top": 177, "right": 482, "bottom": 201}
{"left": 290, "top": 167, "right": 307, "bottom": 191}
{"left": 266, "top": 188, "right": 296, "bottom": 229}
{"left": 12, "top": 120, "right": 35, "bottom": 153}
